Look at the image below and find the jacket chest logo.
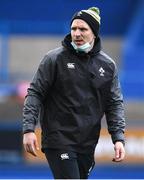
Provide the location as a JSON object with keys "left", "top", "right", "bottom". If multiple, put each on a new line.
{"left": 99, "top": 67, "right": 105, "bottom": 76}
{"left": 67, "top": 63, "right": 75, "bottom": 69}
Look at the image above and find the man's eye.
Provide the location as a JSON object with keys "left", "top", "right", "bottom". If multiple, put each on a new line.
{"left": 71, "top": 27, "right": 76, "bottom": 31}
{"left": 80, "top": 28, "right": 86, "bottom": 31}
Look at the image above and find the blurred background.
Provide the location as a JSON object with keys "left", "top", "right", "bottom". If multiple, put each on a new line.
{"left": 0, "top": 0, "right": 144, "bottom": 179}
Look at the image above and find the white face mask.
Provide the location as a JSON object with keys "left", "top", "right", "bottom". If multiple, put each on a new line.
{"left": 71, "top": 41, "right": 92, "bottom": 53}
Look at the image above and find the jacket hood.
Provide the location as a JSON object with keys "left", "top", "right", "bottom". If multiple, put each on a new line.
{"left": 62, "top": 33, "right": 101, "bottom": 56}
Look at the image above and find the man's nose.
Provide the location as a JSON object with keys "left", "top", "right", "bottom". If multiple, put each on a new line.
{"left": 75, "top": 29, "right": 81, "bottom": 37}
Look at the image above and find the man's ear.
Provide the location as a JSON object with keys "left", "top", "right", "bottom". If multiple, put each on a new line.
{"left": 93, "top": 34, "right": 96, "bottom": 39}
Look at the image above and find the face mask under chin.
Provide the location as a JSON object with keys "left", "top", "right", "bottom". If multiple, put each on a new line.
{"left": 71, "top": 41, "right": 93, "bottom": 53}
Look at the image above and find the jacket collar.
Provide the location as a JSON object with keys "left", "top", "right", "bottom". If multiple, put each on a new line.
{"left": 62, "top": 33, "right": 101, "bottom": 56}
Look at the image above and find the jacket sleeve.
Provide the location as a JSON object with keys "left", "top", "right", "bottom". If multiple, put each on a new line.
{"left": 105, "top": 63, "right": 126, "bottom": 145}
{"left": 23, "top": 54, "right": 56, "bottom": 133}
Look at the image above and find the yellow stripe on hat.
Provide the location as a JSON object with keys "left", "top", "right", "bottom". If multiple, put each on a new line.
{"left": 82, "top": 9, "right": 101, "bottom": 24}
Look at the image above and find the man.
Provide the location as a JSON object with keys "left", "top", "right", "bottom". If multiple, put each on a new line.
{"left": 23, "top": 7, "right": 126, "bottom": 179}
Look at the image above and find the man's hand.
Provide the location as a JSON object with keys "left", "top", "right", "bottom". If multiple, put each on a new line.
{"left": 113, "top": 141, "right": 125, "bottom": 162}
{"left": 23, "top": 132, "right": 39, "bottom": 157}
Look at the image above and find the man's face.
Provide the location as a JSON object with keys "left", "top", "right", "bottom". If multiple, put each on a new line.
{"left": 71, "top": 19, "right": 95, "bottom": 47}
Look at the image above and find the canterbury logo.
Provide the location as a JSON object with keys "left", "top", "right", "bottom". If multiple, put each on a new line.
{"left": 67, "top": 63, "right": 75, "bottom": 69}
{"left": 60, "top": 153, "right": 69, "bottom": 160}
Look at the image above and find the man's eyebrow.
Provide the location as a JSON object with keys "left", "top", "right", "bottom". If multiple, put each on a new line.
{"left": 71, "top": 26, "right": 88, "bottom": 30}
